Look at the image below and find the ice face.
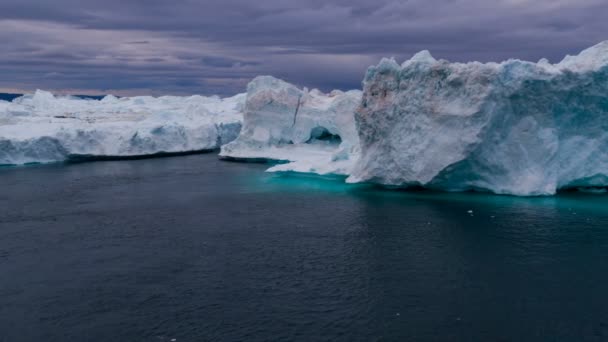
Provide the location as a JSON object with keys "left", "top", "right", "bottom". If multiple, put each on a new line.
{"left": 348, "top": 41, "right": 608, "bottom": 196}
{"left": 220, "top": 76, "right": 362, "bottom": 175}
{"left": 0, "top": 91, "right": 245, "bottom": 165}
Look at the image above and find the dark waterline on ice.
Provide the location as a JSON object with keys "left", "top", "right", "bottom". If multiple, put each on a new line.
{"left": 66, "top": 149, "right": 218, "bottom": 163}
{"left": 1, "top": 154, "right": 608, "bottom": 341}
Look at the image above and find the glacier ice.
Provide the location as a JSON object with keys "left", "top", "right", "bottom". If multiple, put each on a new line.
{"left": 220, "top": 76, "right": 362, "bottom": 175}
{"left": 347, "top": 41, "right": 608, "bottom": 196}
{"left": 2, "top": 41, "right": 608, "bottom": 196}
{"left": 0, "top": 90, "right": 244, "bottom": 165}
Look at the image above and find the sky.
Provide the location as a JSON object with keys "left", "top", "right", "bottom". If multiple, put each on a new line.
{"left": 1, "top": 0, "right": 607, "bottom": 96}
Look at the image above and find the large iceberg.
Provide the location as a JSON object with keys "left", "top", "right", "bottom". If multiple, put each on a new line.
{"left": 220, "top": 76, "right": 362, "bottom": 175}
{"left": 348, "top": 42, "right": 608, "bottom": 196}
{"left": 3, "top": 41, "right": 608, "bottom": 196}
{"left": 0, "top": 91, "right": 244, "bottom": 165}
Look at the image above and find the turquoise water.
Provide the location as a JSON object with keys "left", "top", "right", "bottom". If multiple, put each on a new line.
{"left": 1, "top": 154, "right": 607, "bottom": 341}
{"left": 261, "top": 170, "right": 608, "bottom": 215}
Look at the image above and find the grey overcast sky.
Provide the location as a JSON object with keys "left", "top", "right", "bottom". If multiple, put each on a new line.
{"left": 1, "top": 0, "right": 607, "bottom": 96}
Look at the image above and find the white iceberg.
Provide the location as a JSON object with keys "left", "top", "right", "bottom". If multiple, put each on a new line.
{"left": 0, "top": 90, "right": 245, "bottom": 165}
{"left": 220, "top": 76, "right": 362, "bottom": 175}
{"left": 348, "top": 41, "right": 608, "bottom": 196}
{"left": 3, "top": 42, "right": 607, "bottom": 197}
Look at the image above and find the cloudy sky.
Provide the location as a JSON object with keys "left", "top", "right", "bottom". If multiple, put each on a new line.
{"left": 1, "top": 0, "right": 606, "bottom": 96}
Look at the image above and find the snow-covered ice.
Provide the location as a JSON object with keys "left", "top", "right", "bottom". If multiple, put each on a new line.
{"left": 220, "top": 76, "right": 361, "bottom": 175}
{"left": 0, "top": 90, "right": 245, "bottom": 165}
{"left": 348, "top": 41, "right": 608, "bottom": 196}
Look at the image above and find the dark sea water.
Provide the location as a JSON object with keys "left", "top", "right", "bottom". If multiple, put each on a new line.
{"left": 1, "top": 154, "right": 608, "bottom": 341}
{"left": 0, "top": 93, "right": 22, "bottom": 102}
{"left": 0, "top": 93, "right": 108, "bottom": 102}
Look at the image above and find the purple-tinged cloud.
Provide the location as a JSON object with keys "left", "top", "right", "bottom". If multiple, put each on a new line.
{"left": 0, "top": 0, "right": 606, "bottom": 95}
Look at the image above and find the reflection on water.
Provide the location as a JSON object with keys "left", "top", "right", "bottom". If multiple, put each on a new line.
{"left": 1, "top": 155, "right": 607, "bottom": 341}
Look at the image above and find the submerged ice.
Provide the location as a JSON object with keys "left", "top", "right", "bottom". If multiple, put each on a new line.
{"left": 0, "top": 91, "right": 244, "bottom": 165}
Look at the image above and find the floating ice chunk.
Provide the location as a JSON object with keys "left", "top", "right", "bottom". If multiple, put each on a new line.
{"left": 220, "top": 76, "right": 361, "bottom": 175}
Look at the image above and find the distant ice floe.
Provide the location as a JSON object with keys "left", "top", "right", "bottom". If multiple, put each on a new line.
{"left": 0, "top": 91, "right": 244, "bottom": 165}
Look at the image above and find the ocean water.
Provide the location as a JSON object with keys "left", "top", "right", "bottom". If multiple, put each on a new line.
{"left": 1, "top": 154, "right": 608, "bottom": 341}
{"left": 0, "top": 93, "right": 22, "bottom": 102}
{"left": 0, "top": 92, "right": 108, "bottom": 102}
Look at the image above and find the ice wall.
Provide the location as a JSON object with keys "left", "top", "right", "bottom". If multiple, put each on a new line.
{"left": 0, "top": 91, "right": 244, "bottom": 165}
{"left": 348, "top": 42, "right": 608, "bottom": 195}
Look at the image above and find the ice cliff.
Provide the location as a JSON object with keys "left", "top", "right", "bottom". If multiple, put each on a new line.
{"left": 0, "top": 91, "right": 244, "bottom": 165}
{"left": 348, "top": 41, "right": 608, "bottom": 195}
{"left": 220, "top": 76, "right": 362, "bottom": 175}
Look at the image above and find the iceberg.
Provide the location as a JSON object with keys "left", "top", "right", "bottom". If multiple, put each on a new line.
{"left": 2, "top": 41, "right": 607, "bottom": 196}
{"left": 0, "top": 90, "right": 244, "bottom": 165}
{"left": 220, "top": 76, "right": 362, "bottom": 175}
{"left": 348, "top": 41, "right": 608, "bottom": 196}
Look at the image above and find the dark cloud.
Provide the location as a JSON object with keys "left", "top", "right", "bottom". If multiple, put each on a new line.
{"left": 0, "top": 0, "right": 607, "bottom": 95}
{"left": 201, "top": 56, "right": 260, "bottom": 68}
